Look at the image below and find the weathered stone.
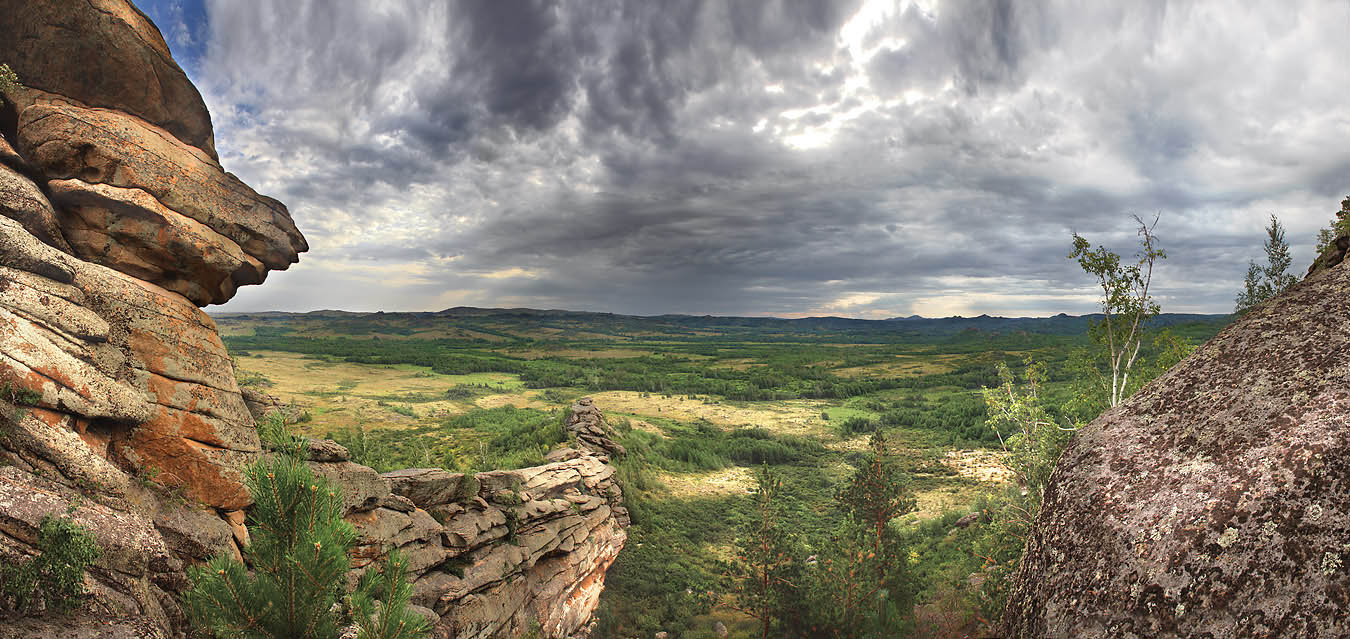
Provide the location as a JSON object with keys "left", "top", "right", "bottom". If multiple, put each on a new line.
{"left": 0, "top": 162, "right": 70, "bottom": 253}
{"left": 310, "top": 460, "right": 391, "bottom": 515}
{"left": 1002, "top": 261, "right": 1350, "bottom": 638}
{"left": 224, "top": 509, "right": 249, "bottom": 549}
{"left": 0, "top": 0, "right": 218, "bottom": 157}
{"left": 566, "top": 397, "right": 626, "bottom": 457}
{"left": 0, "top": 467, "right": 173, "bottom": 579}
{"left": 16, "top": 95, "right": 306, "bottom": 274}
{"left": 304, "top": 437, "right": 351, "bottom": 462}
{"left": 153, "top": 502, "right": 236, "bottom": 564}
{"left": 48, "top": 179, "right": 265, "bottom": 305}
{"left": 382, "top": 468, "right": 465, "bottom": 508}
{"left": 380, "top": 493, "right": 417, "bottom": 513}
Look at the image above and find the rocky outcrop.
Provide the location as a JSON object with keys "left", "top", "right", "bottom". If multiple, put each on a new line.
{"left": 1001, "top": 251, "right": 1350, "bottom": 637}
{"left": 0, "top": 0, "right": 299, "bottom": 632}
{"left": 564, "top": 397, "right": 626, "bottom": 458}
{"left": 353, "top": 400, "right": 629, "bottom": 639}
{"left": 0, "top": 0, "right": 218, "bottom": 158}
{"left": 0, "top": 0, "right": 305, "bottom": 513}
{"left": 1306, "top": 196, "right": 1350, "bottom": 276}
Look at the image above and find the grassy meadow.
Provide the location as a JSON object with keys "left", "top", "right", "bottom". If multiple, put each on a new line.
{"left": 219, "top": 308, "right": 1228, "bottom": 638}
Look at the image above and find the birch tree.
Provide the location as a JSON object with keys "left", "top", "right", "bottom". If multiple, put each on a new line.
{"left": 1068, "top": 215, "right": 1165, "bottom": 408}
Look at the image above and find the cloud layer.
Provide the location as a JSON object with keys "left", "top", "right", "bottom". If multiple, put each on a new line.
{"left": 138, "top": 0, "right": 1350, "bottom": 317}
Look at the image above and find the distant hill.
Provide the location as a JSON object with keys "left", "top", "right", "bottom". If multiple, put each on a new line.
{"left": 211, "top": 306, "right": 1232, "bottom": 343}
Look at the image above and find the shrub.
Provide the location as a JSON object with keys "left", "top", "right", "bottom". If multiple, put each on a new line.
{"left": 837, "top": 416, "right": 879, "bottom": 437}
{"left": 0, "top": 64, "right": 19, "bottom": 98}
{"left": 0, "top": 514, "right": 101, "bottom": 615}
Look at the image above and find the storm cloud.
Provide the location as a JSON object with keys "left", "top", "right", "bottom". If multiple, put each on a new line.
{"left": 138, "top": 0, "right": 1350, "bottom": 317}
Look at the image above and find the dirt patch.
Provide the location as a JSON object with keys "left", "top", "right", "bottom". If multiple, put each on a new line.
{"left": 945, "top": 449, "right": 1014, "bottom": 483}
{"left": 660, "top": 466, "right": 757, "bottom": 498}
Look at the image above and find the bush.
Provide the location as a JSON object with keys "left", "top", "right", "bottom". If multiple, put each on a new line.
{"left": 0, "top": 514, "right": 101, "bottom": 615}
{"left": 0, "top": 64, "right": 19, "bottom": 97}
{"left": 182, "top": 449, "right": 355, "bottom": 638}
{"left": 837, "top": 416, "right": 879, "bottom": 437}
{"left": 348, "top": 550, "right": 431, "bottom": 639}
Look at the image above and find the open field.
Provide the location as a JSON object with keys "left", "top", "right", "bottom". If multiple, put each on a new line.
{"left": 218, "top": 308, "right": 1229, "bottom": 639}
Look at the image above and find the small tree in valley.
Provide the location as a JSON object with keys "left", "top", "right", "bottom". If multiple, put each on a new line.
{"left": 721, "top": 466, "right": 800, "bottom": 639}
{"left": 806, "top": 433, "right": 917, "bottom": 637}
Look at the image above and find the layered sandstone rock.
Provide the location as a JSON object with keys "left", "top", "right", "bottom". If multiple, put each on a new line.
{"left": 0, "top": 0, "right": 297, "bottom": 632}
{"left": 352, "top": 400, "right": 629, "bottom": 639}
{"left": 0, "top": 0, "right": 218, "bottom": 158}
{"left": 0, "top": 0, "right": 305, "bottom": 513}
{"left": 1001, "top": 257, "right": 1350, "bottom": 637}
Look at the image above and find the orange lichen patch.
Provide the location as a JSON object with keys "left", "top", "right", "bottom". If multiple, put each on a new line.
{"left": 113, "top": 406, "right": 255, "bottom": 510}
{"left": 22, "top": 406, "right": 67, "bottom": 429}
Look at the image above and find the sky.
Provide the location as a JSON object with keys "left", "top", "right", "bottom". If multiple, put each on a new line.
{"left": 135, "top": 0, "right": 1350, "bottom": 318}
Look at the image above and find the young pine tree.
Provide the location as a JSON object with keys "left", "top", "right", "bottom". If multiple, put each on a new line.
{"left": 806, "top": 433, "right": 917, "bottom": 638}
{"left": 721, "top": 466, "right": 801, "bottom": 639}
{"left": 348, "top": 550, "right": 432, "bottom": 639}
{"left": 1235, "top": 214, "right": 1298, "bottom": 315}
{"left": 182, "top": 447, "right": 356, "bottom": 639}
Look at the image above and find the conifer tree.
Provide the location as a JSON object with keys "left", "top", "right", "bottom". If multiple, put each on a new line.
{"left": 348, "top": 550, "right": 431, "bottom": 639}
{"left": 721, "top": 466, "right": 801, "bottom": 639}
{"left": 182, "top": 445, "right": 356, "bottom": 638}
{"left": 1235, "top": 214, "right": 1298, "bottom": 314}
{"left": 806, "top": 433, "right": 917, "bottom": 638}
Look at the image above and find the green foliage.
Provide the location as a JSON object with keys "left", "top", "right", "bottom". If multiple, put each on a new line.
{"left": 1236, "top": 214, "right": 1299, "bottom": 314}
{"left": 719, "top": 466, "right": 803, "bottom": 639}
{"left": 803, "top": 433, "right": 918, "bottom": 638}
{"left": 0, "top": 381, "right": 41, "bottom": 406}
{"left": 981, "top": 359, "right": 1069, "bottom": 505}
{"left": 1314, "top": 196, "right": 1350, "bottom": 257}
{"left": 347, "top": 550, "right": 431, "bottom": 639}
{"left": 836, "top": 415, "right": 879, "bottom": 437}
{"left": 1069, "top": 215, "right": 1165, "bottom": 408}
{"left": 182, "top": 449, "right": 355, "bottom": 638}
{"left": 0, "top": 64, "right": 19, "bottom": 98}
{"left": 256, "top": 412, "right": 304, "bottom": 453}
{"left": 0, "top": 515, "right": 100, "bottom": 615}
{"left": 331, "top": 405, "right": 567, "bottom": 473}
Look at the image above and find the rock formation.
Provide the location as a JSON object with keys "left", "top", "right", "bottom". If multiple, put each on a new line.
{"left": 1001, "top": 234, "right": 1350, "bottom": 636}
{"left": 0, "top": 3, "right": 627, "bottom": 637}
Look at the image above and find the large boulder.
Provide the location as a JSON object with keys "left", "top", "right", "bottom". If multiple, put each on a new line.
{"left": 0, "top": 0, "right": 217, "bottom": 158}
{"left": 1001, "top": 260, "right": 1350, "bottom": 638}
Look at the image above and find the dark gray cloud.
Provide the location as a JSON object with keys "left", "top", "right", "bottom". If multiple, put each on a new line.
{"left": 185, "top": 0, "right": 1350, "bottom": 317}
